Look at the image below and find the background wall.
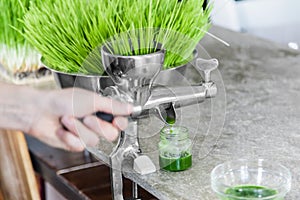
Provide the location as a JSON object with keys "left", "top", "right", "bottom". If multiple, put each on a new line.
{"left": 210, "top": 0, "right": 300, "bottom": 50}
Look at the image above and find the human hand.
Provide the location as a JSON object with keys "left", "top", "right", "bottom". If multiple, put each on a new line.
{"left": 28, "top": 88, "right": 132, "bottom": 152}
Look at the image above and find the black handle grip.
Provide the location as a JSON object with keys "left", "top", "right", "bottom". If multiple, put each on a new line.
{"left": 95, "top": 111, "right": 114, "bottom": 123}
{"left": 61, "top": 112, "right": 114, "bottom": 132}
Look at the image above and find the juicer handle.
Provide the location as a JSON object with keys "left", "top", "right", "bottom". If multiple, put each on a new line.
{"left": 94, "top": 111, "right": 114, "bottom": 123}
{"left": 61, "top": 112, "right": 114, "bottom": 132}
{"left": 196, "top": 58, "right": 218, "bottom": 83}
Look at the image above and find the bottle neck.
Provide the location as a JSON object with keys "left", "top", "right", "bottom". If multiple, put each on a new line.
{"left": 160, "top": 126, "right": 189, "bottom": 141}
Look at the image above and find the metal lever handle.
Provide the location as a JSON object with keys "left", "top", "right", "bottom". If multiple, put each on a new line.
{"left": 196, "top": 58, "right": 218, "bottom": 83}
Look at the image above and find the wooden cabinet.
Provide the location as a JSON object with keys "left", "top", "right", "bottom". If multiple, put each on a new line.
{"left": 0, "top": 130, "right": 39, "bottom": 200}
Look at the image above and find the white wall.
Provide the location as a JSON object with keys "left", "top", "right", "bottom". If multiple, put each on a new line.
{"left": 210, "top": 0, "right": 300, "bottom": 49}
{"left": 210, "top": 0, "right": 241, "bottom": 32}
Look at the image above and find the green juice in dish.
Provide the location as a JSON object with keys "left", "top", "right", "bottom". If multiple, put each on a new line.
{"left": 159, "top": 153, "right": 192, "bottom": 172}
{"left": 224, "top": 185, "right": 280, "bottom": 200}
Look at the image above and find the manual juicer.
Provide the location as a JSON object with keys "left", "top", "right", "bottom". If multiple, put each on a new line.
{"left": 100, "top": 41, "right": 218, "bottom": 200}
{"left": 50, "top": 42, "right": 218, "bottom": 200}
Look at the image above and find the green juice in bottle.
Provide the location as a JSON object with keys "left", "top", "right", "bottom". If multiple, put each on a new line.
{"left": 158, "top": 126, "right": 192, "bottom": 172}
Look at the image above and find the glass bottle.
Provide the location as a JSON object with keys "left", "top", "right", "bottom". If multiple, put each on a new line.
{"left": 158, "top": 126, "right": 192, "bottom": 172}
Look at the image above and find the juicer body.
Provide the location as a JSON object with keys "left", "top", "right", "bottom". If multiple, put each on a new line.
{"left": 46, "top": 47, "right": 218, "bottom": 200}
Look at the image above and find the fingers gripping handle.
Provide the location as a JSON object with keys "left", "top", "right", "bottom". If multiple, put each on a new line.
{"left": 75, "top": 112, "right": 114, "bottom": 124}
{"left": 196, "top": 58, "right": 218, "bottom": 83}
{"left": 95, "top": 111, "right": 114, "bottom": 123}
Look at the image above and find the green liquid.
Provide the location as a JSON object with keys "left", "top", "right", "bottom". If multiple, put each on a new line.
{"left": 159, "top": 153, "right": 192, "bottom": 172}
{"left": 166, "top": 116, "right": 175, "bottom": 125}
{"left": 225, "top": 185, "right": 278, "bottom": 199}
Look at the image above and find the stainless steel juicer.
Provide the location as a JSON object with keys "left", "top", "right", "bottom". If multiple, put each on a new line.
{"left": 47, "top": 41, "right": 219, "bottom": 200}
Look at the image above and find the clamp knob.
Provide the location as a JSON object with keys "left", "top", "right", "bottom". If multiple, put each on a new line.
{"left": 196, "top": 58, "right": 218, "bottom": 83}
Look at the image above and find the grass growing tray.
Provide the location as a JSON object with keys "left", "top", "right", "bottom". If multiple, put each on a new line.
{"left": 0, "top": 0, "right": 52, "bottom": 84}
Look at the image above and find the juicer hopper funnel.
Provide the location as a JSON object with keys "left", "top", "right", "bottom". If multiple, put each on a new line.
{"left": 101, "top": 43, "right": 165, "bottom": 106}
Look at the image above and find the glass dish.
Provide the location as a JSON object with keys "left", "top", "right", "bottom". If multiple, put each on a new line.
{"left": 211, "top": 159, "right": 291, "bottom": 200}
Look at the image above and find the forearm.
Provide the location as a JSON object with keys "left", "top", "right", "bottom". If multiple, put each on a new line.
{"left": 0, "top": 82, "right": 41, "bottom": 132}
